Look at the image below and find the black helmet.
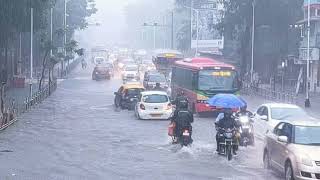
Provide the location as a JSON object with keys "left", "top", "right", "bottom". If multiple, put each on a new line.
{"left": 224, "top": 109, "right": 233, "bottom": 118}
{"left": 178, "top": 99, "right": 188, "bottom": 109}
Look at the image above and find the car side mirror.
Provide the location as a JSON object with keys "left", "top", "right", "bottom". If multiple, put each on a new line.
{"left": 278, "top": 136, "right": 288, "bottom": 143}
{"left": 260, "top": 115, "right": 268, "bottom": 121}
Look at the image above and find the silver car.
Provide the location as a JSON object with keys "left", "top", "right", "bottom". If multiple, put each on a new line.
{"left": 263, "top": 119, "right": 320, "bottom": 180}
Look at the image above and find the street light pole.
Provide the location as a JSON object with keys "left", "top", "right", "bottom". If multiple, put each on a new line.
{"left": 153, "top": 25, "right": 156, "bottom": 49}
{"left": 305, "top": 0, "right": 311, "bottom": 107}
{"left": 50, "top": 8, "right": 53, "bottom": 57}
{"left": 250, "top": 0, "right": 255, "bottom": 84}
{"left": 30, "top": 7, "right": 34, "bottom": 97}
{"left": 171, "top": 11, "right": 174, "bottom": 49}
{"left": 195, "top": 10, "right": 199, "bottom": 56}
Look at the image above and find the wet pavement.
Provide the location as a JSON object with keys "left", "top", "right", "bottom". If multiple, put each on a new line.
{"left": 0, "top": 65, "right": 283, "bottom": 180}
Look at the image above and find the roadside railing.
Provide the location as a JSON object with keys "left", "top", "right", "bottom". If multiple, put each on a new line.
{"left": 241, "top": 82, "right": 297, "bottom": 104}
{"left": 0, "top": 79, "right": 57, "bottom": 131}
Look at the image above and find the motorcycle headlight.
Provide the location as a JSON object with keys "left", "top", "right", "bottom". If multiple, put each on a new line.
{"left": 240, "top": 116, "right": 249, "bottom": 123}
{"left": 224, "top": 132, "right": 233, "bottom": 139}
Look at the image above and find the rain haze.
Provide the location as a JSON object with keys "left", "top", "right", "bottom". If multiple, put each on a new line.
{"left": 0, "top": 0, "right": 320, "bottom": 180}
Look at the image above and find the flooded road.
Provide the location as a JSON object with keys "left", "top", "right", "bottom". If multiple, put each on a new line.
{"left": 0, "top": 66, "right": 282, "bottom": 180}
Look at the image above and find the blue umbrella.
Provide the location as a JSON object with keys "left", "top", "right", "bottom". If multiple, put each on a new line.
{"left": 207, "top": 94, "right": 247, "bottom": 109}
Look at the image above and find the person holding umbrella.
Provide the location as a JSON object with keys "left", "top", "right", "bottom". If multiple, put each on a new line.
{"left": 208, "top": 94, "right": 247, "bottom": 154}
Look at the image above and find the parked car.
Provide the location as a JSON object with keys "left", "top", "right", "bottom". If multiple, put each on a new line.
{"left": 263, "top": 119, "right": 320, "bottom": 180}
{"left": 122, "top": 64, "right": 140, "bottom": 81}
{"left": 254, "top": 103, "right": 311, "bottom": 135}
{"left": 143, "top": 72, "right": 168, "bottom": 90}
{"left": 92, "top": 65, "right": 112, "bottom": 80}
{"left": 135, "top": 91, "right": 172, "bottom": 120}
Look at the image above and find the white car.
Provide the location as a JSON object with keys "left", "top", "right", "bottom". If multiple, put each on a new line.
{"left": 254, "top": 103, "right": 311, "bottom": 135}
{"left": 135, "top": 91, "right": 172, "bottom": 120}
{"left": 122, "top": 65, "right": 140, "bottom": 80}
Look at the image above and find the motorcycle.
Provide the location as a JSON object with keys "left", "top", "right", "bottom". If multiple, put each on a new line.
{"left": 236, "top": 114, "right": 255, "bottom": 147}
{"left": 168, "top": 123, "right": 192, "bottom": 146}
{"left": 218, "top": 127, "right": 237, "bottom": 161}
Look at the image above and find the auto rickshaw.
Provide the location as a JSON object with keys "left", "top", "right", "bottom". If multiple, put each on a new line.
{"left": 114, "top": 83, "right": 145, "bottom": 110}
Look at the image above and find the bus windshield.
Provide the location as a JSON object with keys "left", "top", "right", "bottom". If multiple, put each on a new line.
{"left": 198, "top": 70, "right": 238, "bottom": 91}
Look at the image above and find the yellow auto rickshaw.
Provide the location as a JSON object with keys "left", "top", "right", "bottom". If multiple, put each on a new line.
{"left": 114, "top": 83, "right": 145, "bottom": 110}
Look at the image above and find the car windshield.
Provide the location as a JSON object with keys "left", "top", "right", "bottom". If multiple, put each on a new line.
{"left": 294, "top": 126, "right": 320, "bottom": 145}
{"left": 198, "top": 70, "right": 238, "bottom": 91}
{"left": 143, "top": 94, "right": 168, "bottom": 103}
{"left": 95, "top": 57, "right": 105, "bottom": 63}
{"left": 95, "top": 66, "right": 109, "bottom": 71}
{"left": 125, "top": 66, "right": 138, "bottom": 71}
{"left": 271, "top": 107, "right": 308, "bottom": 120}
{"left": 149, "top": 74, "right": 166, "bottom": 82}
{"left": 126, "top": 88, "right": 143, "bottom": 96}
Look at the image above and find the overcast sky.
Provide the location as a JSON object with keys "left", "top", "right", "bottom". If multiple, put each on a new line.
{"left": 77, "top": 0, "right": 134, "bottom": 48}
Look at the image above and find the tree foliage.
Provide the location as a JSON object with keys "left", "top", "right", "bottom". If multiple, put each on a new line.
{"left": 220, "top": 0, "right": 303, "bottom": 79}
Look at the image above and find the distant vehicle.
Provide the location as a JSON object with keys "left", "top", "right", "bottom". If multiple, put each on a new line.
{"left": 171, "top": 57, "right": 240, "bottom": 114}
{"left": 143, "top": 72, "right": 168, "bottom": 90}
{"left": 255, "top": 103, "right": 312, "bottom": 135}
{"left": 118, "top": 58, "right": 135, "bottom": 70}
{"left": 263, "top": 119, "right": 320, "bottom": 180}
{"left": 93, "top": 56, "right": 107, "bottom": 65}
{"left": 152, "top": 49, "right": 183, "bottom": 77}
{"left": 122, "top": 64, "right": 140, "bottom": 81}
{"left": 92, "top": 65, "right": 112, "bottom": 80}
{"left": 135, "top": 91, "right": 172, "bottom": 120}
{"left": 140, "top": 59, "right": 155, "bottom": 72}
{"left": 114, "top": 83, "right": 145, "bottom": 110}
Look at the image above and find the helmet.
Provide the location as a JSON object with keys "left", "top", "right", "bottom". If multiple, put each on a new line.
{"left": 178, "top": 99, "right": 188, "bottom": 109}
{"left": 224, "top": 109, "right": 233, "bottom": 118}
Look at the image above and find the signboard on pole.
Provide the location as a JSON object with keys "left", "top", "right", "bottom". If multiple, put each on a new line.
{"left": 298, "top": 47, "right": 319, "bottom": 64}
{"left": 191, "top": 0, "right": 224, "bottom": 50}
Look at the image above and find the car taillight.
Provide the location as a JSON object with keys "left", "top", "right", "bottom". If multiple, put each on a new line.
{"left": 140, "top": 104, "right": 145, "bottom": 110}
{"left": 165, "top": 103, "right": 172, "bottom": 110}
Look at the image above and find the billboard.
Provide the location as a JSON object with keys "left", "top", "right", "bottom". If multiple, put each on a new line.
{"left": 191, "top": 0, "right": 224, "bottom": 50}
{"left": 304, "top": 0, "right": 320, "bottom": 6}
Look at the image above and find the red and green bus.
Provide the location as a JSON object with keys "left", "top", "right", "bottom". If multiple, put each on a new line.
{"left": 171, "top": 57, "right": 240, "bottom": 114}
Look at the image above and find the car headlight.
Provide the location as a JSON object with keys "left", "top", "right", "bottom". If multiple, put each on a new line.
{"left": 301, "top": 155, "right": 313, "bottom": 167}
{"left": 240, "top": 116, "right": 249, "bottom": 123}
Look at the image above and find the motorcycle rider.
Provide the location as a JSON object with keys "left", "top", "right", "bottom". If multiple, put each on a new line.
{"left": 153, "top": 82, "right": 164, "bottom": 91}
{"left": 172, "top": 91, "right": 189, "bottom": 111}
{"left": 215, "top": 109, "right": 239, "bottom": 154}
{"left": 236, "top": 106, "right": 253, "bottom": 118}
{"left": 171, "top": 97, "right": 194, "bottom": 144}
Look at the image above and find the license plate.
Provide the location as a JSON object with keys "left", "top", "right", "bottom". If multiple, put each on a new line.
{"left": 150, "top": 113, "right": 162, "bottom": 117}
{"left": 183, "top": 132, "right": 190, "bottom": 136}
